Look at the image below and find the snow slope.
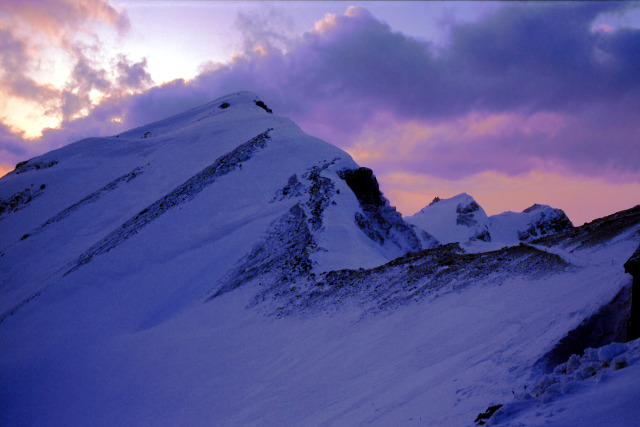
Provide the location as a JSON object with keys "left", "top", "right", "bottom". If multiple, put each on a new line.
{"left": 406, "top": 194, "right": 573, "bottom": 248}
{"left": 0, "top": 91, "right": 424, "bottom": 322}
{"left": 1, "top": 92, "right": 639, "bottom": 426}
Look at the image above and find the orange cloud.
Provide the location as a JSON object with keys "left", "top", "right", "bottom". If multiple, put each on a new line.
{"left": 2, "top": 0, "right": 129, "bottom": 37}
{"left": 314, "top": 13, "right": 338, "bottom": 34}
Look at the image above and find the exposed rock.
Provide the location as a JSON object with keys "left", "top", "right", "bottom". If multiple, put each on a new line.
{"left": 625, "top": 244, "right": 640, "bottom": 277}
{"left": 534, "top": 284, "right": 631, "bottom": 373}
{"left": 256, "top": 242, "right": 570, "bottom": 317}
{"left": 210, "top": 203, "right": 316, "bottom": 301}
{"left": 533, "top": 205, "right": 640, "bottom": 249}
{"left": 272, "top": 174, "right": 304, "bottom": 201}
{"left": 13, "top": 159, "right": 58, "bottom": 175}
{"left": 21, "top": 166, "right": 144, "bottom": 239}
{"left": 255, "top": 100, "right": 272, "bottom": 113}
{"left": 474, "top": 404, "right": 503, "bottom": 425}
{"left": 339, "top": 167, "right": 424, "bottom": 252}
{"left": 338, "top": 168, "right": 385, "bottom": 207}
{"left": 625, "top": 243, "right": 640, "bottom": 340}
{"left": 0, "top": 186, "right": 46, "bottom": 218}
{"left": 303, "top": 161, "right": 338, "bottom": 231}
{"left": 64, "top": 129, "right": 273, "bottom": 275}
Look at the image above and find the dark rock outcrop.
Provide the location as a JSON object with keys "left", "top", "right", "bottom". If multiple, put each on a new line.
{"left": 13, "top": 159, "right": 58, "bottom": 175}
{"left": 209, "top": 203, "right": 316, "bottom": 301}
{"left": 338, "top": 167, "right": 384, "bottom": 207}
{"left": 255, "top": 100, "right": 272, "bottom": 113}
{"left": 456, "top": 198, "right": 492, "bottom": 242}
{"left": 474, "top": 404, "right": 503, "bottom": 425}
{"left": 534, "top": 283, "right": 632, "bottom": 373}
{"left": 64, "top": 129, "right": 273, "bottom": 275}
{"left": 339, "top": 167, "right": 423, "bottom": 251}
{"left": 625, "top": 243, "right": 640, "bottom": 340}
{"left": 0, "top": 186, "right": 46, "bottom": 218}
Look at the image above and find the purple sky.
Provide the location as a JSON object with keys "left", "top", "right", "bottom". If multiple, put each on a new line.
{"left": 0, "top": 1, "right": 638, "bottom": 224}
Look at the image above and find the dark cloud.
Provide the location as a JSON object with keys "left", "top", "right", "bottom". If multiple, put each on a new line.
{"left": 0, "top": 124, "right": 27, "bottom": 157}
{"left": 69, "top": 56, "right": 111, "bottom": 94}
{"left": 444, "top": 2, "right": 640, "bottom": 113}
{"left": 0, "top": 124, "right": 29, "bottom": 174}
{"left": 7, "top": 3, "right": 640, "bottom": 184}
{"left": 115, "top": 56, "right": 154, "bottom": 90}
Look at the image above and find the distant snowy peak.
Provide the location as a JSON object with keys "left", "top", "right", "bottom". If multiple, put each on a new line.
{"left": 406, "top": 194, "right": 573, "bottom": 247}
{"left": 405, "top": 193, "right": 491, "bottom": 245}
{"left": 491, "top": 203, "right": 574, "bottom": 243}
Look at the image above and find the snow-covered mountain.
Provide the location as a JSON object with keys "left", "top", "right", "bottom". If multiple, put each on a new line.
{"left": 406, "top": 193, "right": 573, "bottom": 247}
{"left": 1, "top": 92, "right": 639, "bottom": 426}
{"left": 0, "top": 91, "right": 426, "bottom": 322}
{"left": 490, "top": 203, "right": 574, "bottom": 243}
{"left": 405, "top": 193, "right": 492, "bottom": 244}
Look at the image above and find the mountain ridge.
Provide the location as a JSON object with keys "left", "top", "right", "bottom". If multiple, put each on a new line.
{"left": 1, "top": 92, "right": 638, "bottom": 426}
{"left": 406, "top": 193, "right": 574, "bottom": 248}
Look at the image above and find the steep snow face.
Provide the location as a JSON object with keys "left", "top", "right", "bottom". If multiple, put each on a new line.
{"left": 0, "top": 91, "right": 421, "bottom": 320}
{"left": 406, "top": 195, "right": 573, "bottom": 248}
{"left": 405, "top": 193, "right": 491, "bottom": 245}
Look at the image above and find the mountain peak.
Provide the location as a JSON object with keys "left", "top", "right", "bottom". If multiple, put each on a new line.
{"left": 406, "top": 193, "right": 490, "bottom": 244}
{"left": 212, "top": 91, "right": 273, "bottom": 113}
{"left": 406, "top": 194, "right": 574, "bottom": 246}
{"left": 0, "top": 92, "right": 425, "bottom": 317}
{"left": 523, "top": 203, "right": 550, "bottom": 213}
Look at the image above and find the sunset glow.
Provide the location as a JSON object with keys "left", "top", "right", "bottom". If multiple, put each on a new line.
{"left": 381, "top": 170, "right": 640, "bottom": 226}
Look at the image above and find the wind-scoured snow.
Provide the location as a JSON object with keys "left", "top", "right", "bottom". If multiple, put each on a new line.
{"left": 1, "top": 92, "right": 638, "bottom": 426}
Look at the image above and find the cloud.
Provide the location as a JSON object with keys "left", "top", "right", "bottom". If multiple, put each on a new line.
{"left": 1, "top": 0, "right": 129, "bottom": 36}
{"left": 0, "top": 24, "right": 59, "bottom": 103}
{"left": 115, "top": 56, "right": 154, "bottom": 90}
{"left": 3, "top": 3, "right": 639, "bottom": 190}
{"left": 0, "top": 0, "right": 134, "bottom": 131}
{"left": 0, "top": 123, "right": 29, "bottom": 177}
{"left": 443, "top": 2, "right": 640, "bottom": 113}
{"left": 234, "top": 8, "right": 297, "bottom": 54}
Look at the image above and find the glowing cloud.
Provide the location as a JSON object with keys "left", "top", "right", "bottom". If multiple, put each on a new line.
{"left": 1, "top": 2, "right": 638, "bottom": 224}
